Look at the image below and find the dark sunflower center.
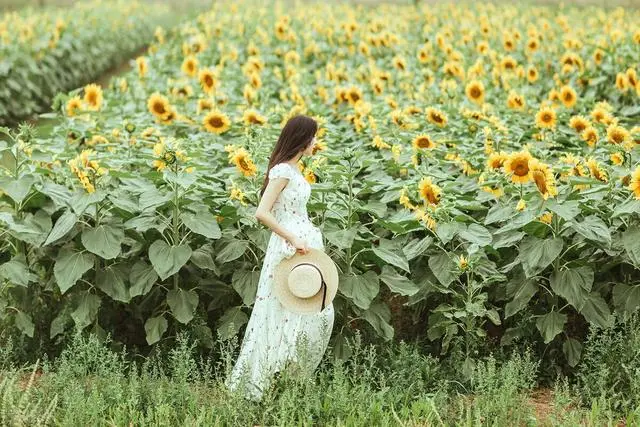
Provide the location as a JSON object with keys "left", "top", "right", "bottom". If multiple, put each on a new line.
{"left": 513, "top": 162, "right": 528, "bottom": 176}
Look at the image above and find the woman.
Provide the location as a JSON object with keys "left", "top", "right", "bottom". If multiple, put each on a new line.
{"left": 224, "top": 115, "right": 334, "bottom": 401}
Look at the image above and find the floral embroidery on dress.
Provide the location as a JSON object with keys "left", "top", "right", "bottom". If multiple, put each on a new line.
{"left": 224, "top": 162, "right": 334, "bottom": 402}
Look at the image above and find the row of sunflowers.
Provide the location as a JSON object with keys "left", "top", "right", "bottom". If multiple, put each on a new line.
{"left": 0, "top": 0, "right": 177, "bottom": 125}
{"left": 1, "top": 0, "right": 639, "bottom": 370}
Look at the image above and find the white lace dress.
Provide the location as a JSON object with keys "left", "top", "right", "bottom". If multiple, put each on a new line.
{"left": 224, "top": 162, "right": 335, "bottom": 401}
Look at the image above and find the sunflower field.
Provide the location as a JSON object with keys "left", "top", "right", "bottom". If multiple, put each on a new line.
{"left": 1, "top": 0, "right": 640, "bottom": 372}
{"left": 0, "top": 0, "right": 178, "bottom": 126}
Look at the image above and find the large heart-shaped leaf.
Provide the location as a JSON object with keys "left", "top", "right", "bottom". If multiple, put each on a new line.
{"left": 167, "top": 288, "right": 199, "bottom": 324}
{"left": 459, "top": 223, "right": 492, "bottom": 247}
{"left": 149, "top": 240, "right": 192, "bottom": 281}
{"left": 621, "top": 226, "right": 640, "bottom": 266}
{"left": 14, "top": 311, "right": 34, "bottom": 337}
{"left": 340, "top": 271, "right": 379, "bottom": 310}
{"left": 0, "top": 174, "right": 35, "bottom": 203}
{"left": 71, "top": 293, "right": 101, "bottom": 330}
{"left": 550, "top": 267, "right": 593, "bottom": 311}
{"left": 216, "top": 306, "right": 249, "bottom": 340}
{"left": 81, "top": 224, "right": 124, "bottom": 260}
{"left": 44, "top": 210, "right": 77, "bottom": 246}
{"left": 379, "top": 265, "right": 419, "bottom": 296}
{"left": 54, "top": 249, "right": 95, "bottom": 294}
{"left": 144, "top": 316, "right": 168, "bottom": 345}
{"left": 96, "top": 266, "right": 130, "bottom": 303}
{"left": 232, "top": 269, "right": 260, "bottom": 306}
{"left": 129, "top": 261, "right": 158, "bottom": 298}
{"left": 518, "top": 237, "right": 564, "bottom": 278}
{"left": 535, "top": 310, "right": 567, "bottom": 344}
{"left": 372, "top": 238, "right": 410, "bottom": 272}
{"left": 571, "top": 215, "right": 611, "bottom": 247}
{"left": 579, "top": 292, "right": 613, "bottom": 328}
{"left": 181, "top": 211, "right": 222, "bottom": 239}
{"left": 428, "top": 253, "right": 458, "bottom": 286}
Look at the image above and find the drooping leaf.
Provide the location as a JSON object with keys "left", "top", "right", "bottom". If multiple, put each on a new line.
{"left": 613, "top": 283, "right": 640, "bottom": 314}
{"left": 571, "top": 215, "right": 611, "bottom": 247}
{"left": 181, "top": 211, "right": 222, "bottom": 239}
{"left": 362, "top": 301, "right": 394, "bottom": 341}
{"left": 96, "top": 266, "right": 130, "bottom": 303}
{"left": 167, "top": 288, "right": 199, "bottom": 324}
{"left": 505, "top": 277, "right": 538, "bottom": 318}
{"left": 71, "top": 293, "right": 101, "bottom": 330}
{"left": 403, "top": 236, "right": 433, "bottom": 261}
{"left": 144, "top": 316, "right": 168, "bottom": 345}
{"left": 14, "top": 311, "right": 34, "bottom": 337}
{"left": 428, "top": 253, "right": 458, "bottom": 286}
{"left": 44, "top": 210, "right": 77, "bottom": 246}
{"left": 518, "top": 237, "right": 564, "bottom": 277}
{"left": 379, "top": 265, "right": 419, "bottom": 296}
{"left": 216, "top": 306, "right": 249, "bottom": 340}
{"left": 129, "top": 261, "right": 158, "bottom": 298}
{"left": 0, "top": 256, "right": 37, "bottom": 287}
{"left": 149, "top": 240, "right": 192, "bottom": 281}
{"left": 340, "top": 271, "right": 379, "bottom": 310}
{"left": 459, "top": 223, "right": 492, "bottom": 247}
{"left": 372, "top": 238, "right": 410, "bottom": 272}
{"left": 535, "top": 311, "right": 567, "bottom": 344}
{"left": 550, "top": 267, "right": 593, "bottom": 311}
{"left": 215, "top": 240, "right": 248, "bottom": 264}
{"left": 81, "top": 224, "right": 124, "bottom": 260}
{"left": 579, "top": 292, "right": 613, "bottom": 328}
{"left": 621, "top": 226, "right": 640, "bottom": 266}
{"left": 232, "top": 269, "right": 260, "bottom": 306}
{"left": 54, "top": 249, "right": 95, "bottom": 294}
{"left": 563, "top": 337, "right": 582, "bottom": 367}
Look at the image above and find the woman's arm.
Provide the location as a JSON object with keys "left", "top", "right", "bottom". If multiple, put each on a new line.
{"left": 254, "top": 177, "right": 297, "bottom": 243}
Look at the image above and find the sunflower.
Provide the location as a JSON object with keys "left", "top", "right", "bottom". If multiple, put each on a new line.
{"left": 560, "top": 85, "right": 578, "bottom": 108}
{"left": 580, "top": 126, "right": 600, "bottom": 147}
{"left": 529, "top": 159, "right": 557, "bottom": 199}
{"left": 303, "top": 168, "right": 317, "bottom": 184}
{"left": 465, "top": 80, "right": 485, "bottom": 104}
{"left": 487, "top": 151, "right": 507, "bottom": 170}
{"left": 500, "top": 55, "right": 517, "bottom": 72}
{"left": 242, "top": 109, "right": 267, "bottom": 126}
{"left": 230, "top": 147, "right": 257, "bottom": 176}
{"left": 181, "top": 55, "right": 198, "bottom": 77}
{"left": 586, "top": 158, "right": 608, "bottom": 182}
{"left": 412, "top": 134, "right": 436, "bottom": 150}
{"left": 136, "top": 56, "right": 148, "bottom": 78}
{"left": 418, "top": 177, "right": 441, "bottom": 206}
{"left": 203, "top": 110, "right": 231, "bottom": 134}
{"left": 610, "top": 152, "right": 624, "bottom": 166}
{"left": 606, "top": 124, "right": 630, "bottom": 145}
{"left": 629, "top": 166, "right": 640, "bottom": 199}
{"left": 347, "top": 86, "right": 363, "bottom": 105}
{"left": 425, "top": 107, "right": 448, "bottom": 127}
{"left": 569, "top": 115, "right": 590, "bottom": 133}
{"left": 506, "top": 91, "right": 525, "bottom": 109}
{"left": 83, "top": 83, "right": 103, "bottom": 111}
{"left": 392, "top": 55, "right": 406, "bottom": 71}
{"left": 527, "top": 66, "right": 538, "bottom": 83}
{"left": 627, "top": 68, "right": 638, "bottom": 88}
{"left": 147, "top": 93, "right": 172, "bottom": 120}
{"left": 199, "top": 68, "right": 216, "bottom": 94}
{"left": 66, "top": 96, "right": 82, "bottom": 117}
{"left": 535, "top": 107, "right": 557, "bottom": 129}
{"left": 615, "top": 73, "right": 628, "bottom": 92}
{"left": 197, "top": 98, "right": 214, "bottom": 113}
{"left": 590, "top": 106, "right": 612, "bottom": 124}
{"left": 504, "top": 151, "right": 533, "bottom": 184}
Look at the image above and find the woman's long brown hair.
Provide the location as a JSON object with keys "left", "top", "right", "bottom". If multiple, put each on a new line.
{"left": 259, "top": 115, "right": 317, "bottom": 197}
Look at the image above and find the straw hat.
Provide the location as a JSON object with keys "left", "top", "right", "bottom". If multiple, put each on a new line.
{"left": 273, "top": 248, "right": 338, "bottom": 315}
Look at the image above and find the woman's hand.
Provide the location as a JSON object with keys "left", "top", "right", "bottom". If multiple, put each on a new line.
{"left": 289, "top": 236, "right": 310, "bottom": 255}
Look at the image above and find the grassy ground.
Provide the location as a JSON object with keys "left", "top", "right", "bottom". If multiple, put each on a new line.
{"left": 1, "top": 332, "right": 639, "bottom": 426}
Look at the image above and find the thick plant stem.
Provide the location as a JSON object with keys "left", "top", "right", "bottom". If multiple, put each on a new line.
{"left": 172, "top": 162, "right": 180, "bottom": 291}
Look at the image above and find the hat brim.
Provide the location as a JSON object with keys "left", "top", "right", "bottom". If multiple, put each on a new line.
{"left": 273, "top": 248, "right": 338, "bottom": 315}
